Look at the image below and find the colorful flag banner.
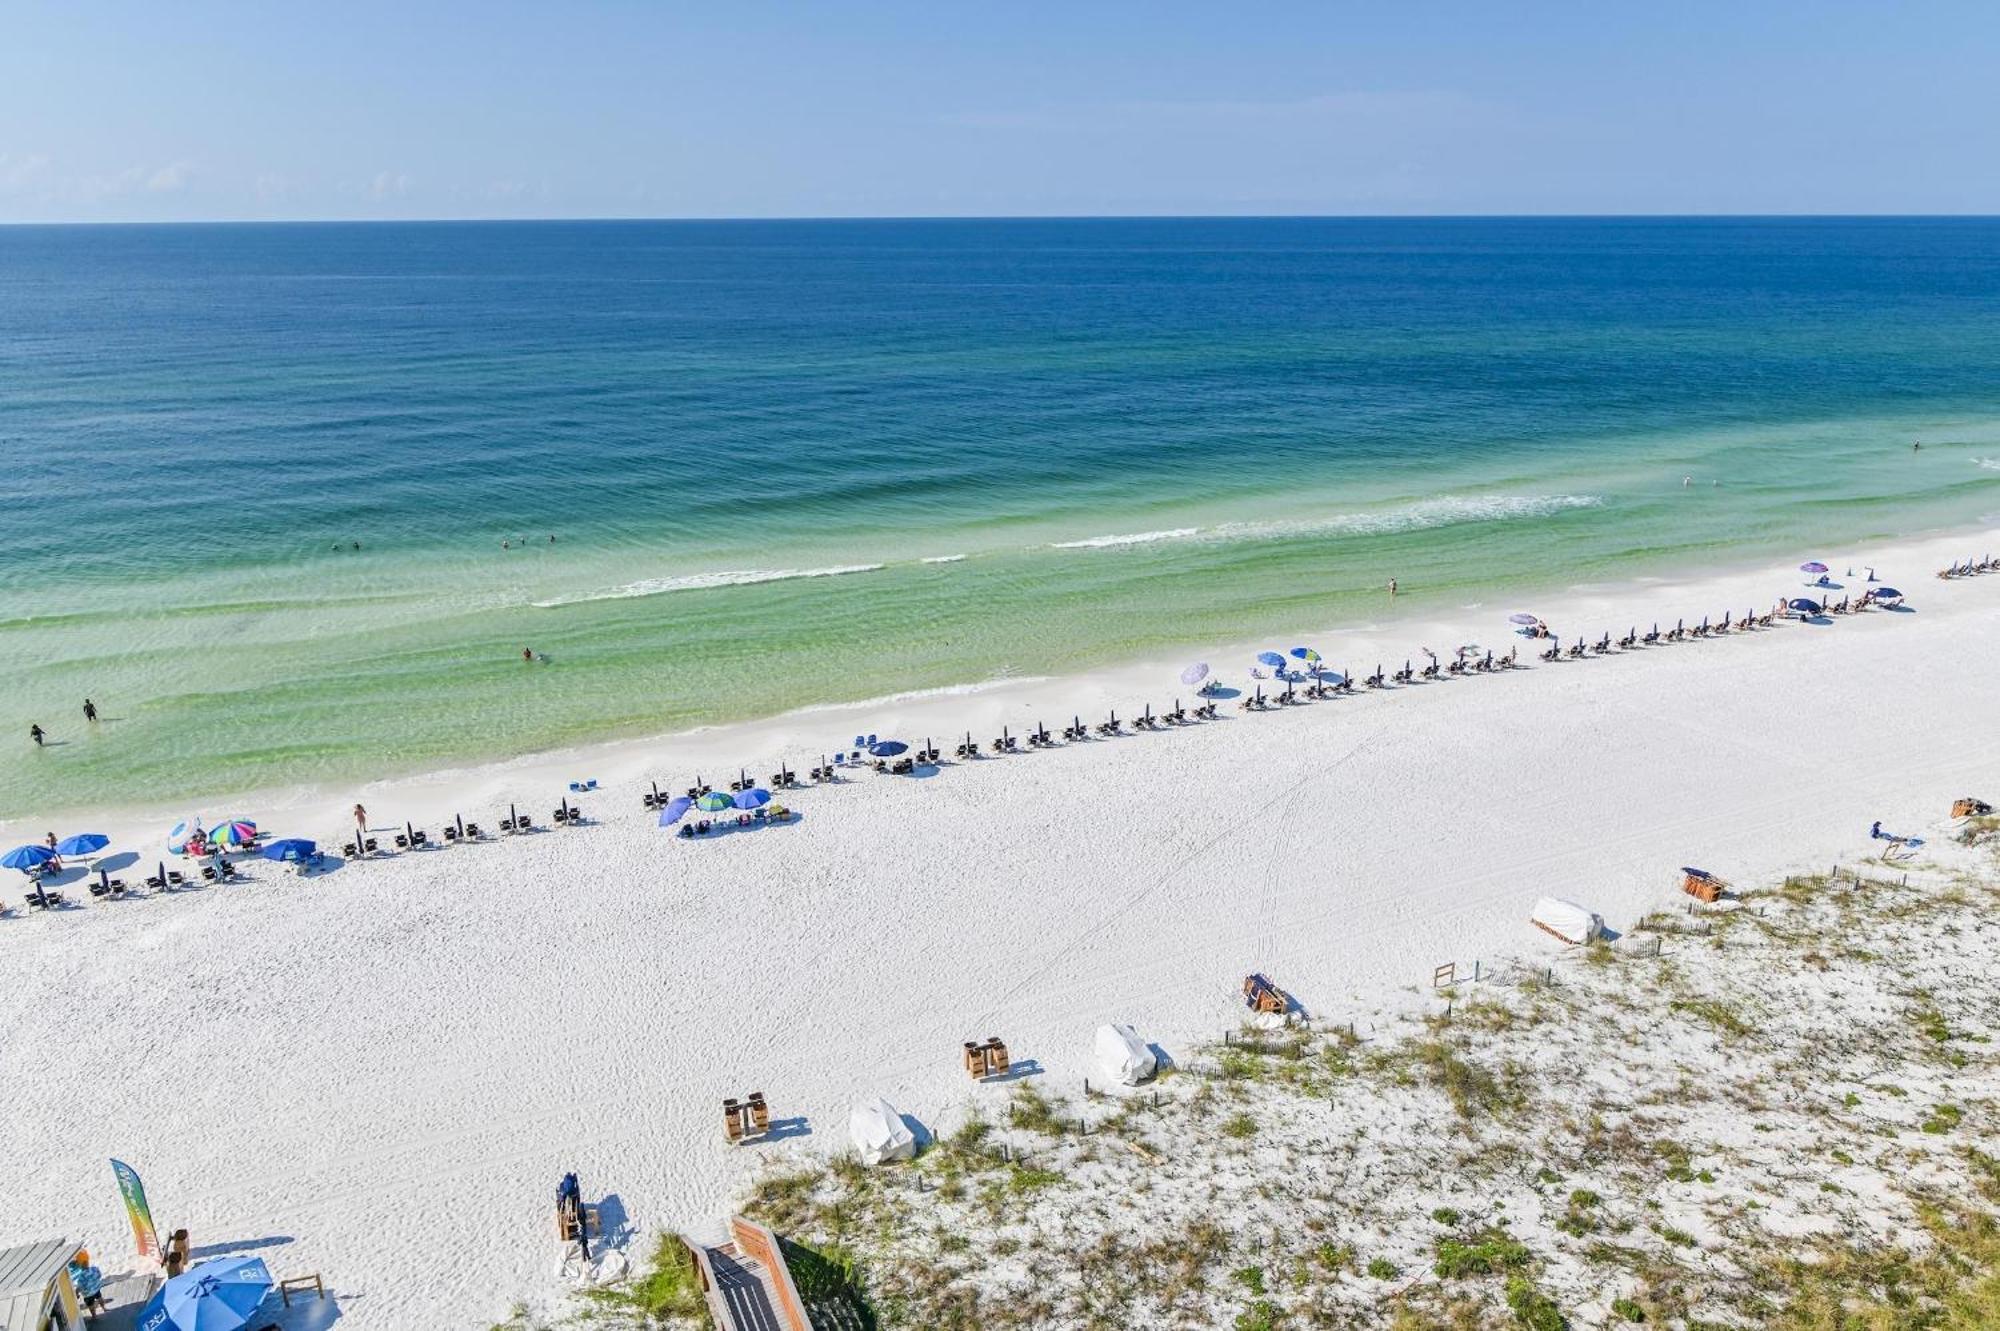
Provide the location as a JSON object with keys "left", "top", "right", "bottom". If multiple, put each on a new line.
{"left": 110, "top": 1159, "right": 160, "bottom": 1262}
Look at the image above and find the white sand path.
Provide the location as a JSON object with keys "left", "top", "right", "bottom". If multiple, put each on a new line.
{"left": 0, "top": 529, "right": 1994, "bottom": 1328}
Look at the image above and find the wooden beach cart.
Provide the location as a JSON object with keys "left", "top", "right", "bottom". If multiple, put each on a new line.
{"left": 962, "top": 1038, "right": 1010, "bottom": 1081}
{"left": 1680, "top": 867, "right": 1725, "bottom": 904}
{"left": 1242, "top": 973, "right": 1289, "bottom": 1015}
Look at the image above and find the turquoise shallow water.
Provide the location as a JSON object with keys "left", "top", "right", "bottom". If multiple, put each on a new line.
{"left": 2, "top": 217, "right": 1998, "bottom": 816}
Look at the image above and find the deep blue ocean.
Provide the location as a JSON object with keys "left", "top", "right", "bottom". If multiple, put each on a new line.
{"left": 2, "top": 217, "right": 1997, "bottom": 814}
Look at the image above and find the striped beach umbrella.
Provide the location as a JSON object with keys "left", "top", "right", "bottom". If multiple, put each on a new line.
{"left": 167, "top": 820, "right": 205, "bottom": 853}
{"left": 694, "top": 792, "right": 734, "bottom": 813}
{"left": 209, "top": 820, "right": 258, "bottom": 848}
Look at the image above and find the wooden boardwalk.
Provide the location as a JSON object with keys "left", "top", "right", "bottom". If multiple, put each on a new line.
{"left": 684, "top": 1218, "right": 810, "bottom": 1331}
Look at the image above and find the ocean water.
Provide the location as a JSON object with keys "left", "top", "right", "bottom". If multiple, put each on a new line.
{"left": 2, "top": 217, "right": 1998, "bottom": 817}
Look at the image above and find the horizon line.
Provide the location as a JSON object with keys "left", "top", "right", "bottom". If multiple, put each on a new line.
{"left": 5, "top": 211, "right": 2000, "bottom": 229}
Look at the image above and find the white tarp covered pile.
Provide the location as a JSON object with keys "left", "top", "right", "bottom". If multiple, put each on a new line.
{"left": 1093, "top": 1022, "right": 1158, "bottom": 1086}
{"left": 1530, "top": 896, "right": 1603, "bottom": 945}
{"left": 847, "top": 1097, "right": 917, "bottom": 1164}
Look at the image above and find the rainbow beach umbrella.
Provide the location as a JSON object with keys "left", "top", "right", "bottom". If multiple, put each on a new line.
{"left": 209, "top": 820, "right": 258, "bottom": 848}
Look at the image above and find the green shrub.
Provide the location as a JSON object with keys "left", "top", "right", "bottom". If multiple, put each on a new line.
{"left": 1435, "top": 1228, "right": 1531, "bottom": 1278}
{"left": 1504, "top": 1274, "right": 1567, "bottom": 1330}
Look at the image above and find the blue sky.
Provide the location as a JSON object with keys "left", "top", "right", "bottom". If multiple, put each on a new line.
{"left": 3, "top": 1, "right": 1996, "bottom": 221}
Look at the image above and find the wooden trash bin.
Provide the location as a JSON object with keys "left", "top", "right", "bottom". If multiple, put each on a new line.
{"left": 749, "top": 1091, "right": 770, "bottom": 1136}
{"left": 1681, "top": 868, "right": 1723, "bottom": 903}
{"left": 723, "top": 1098, "right": 746, "bottom": 1143}
{"left": 963, "top": 1038, "right": 1010, "bottom": 1080}
{"left": 1242, "top": 973, "right": 1287, "bottom": 1015}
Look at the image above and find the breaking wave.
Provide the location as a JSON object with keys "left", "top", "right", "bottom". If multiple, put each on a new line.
{"left": 1050, "top": 495, "right": 1602, "bottom": 552}
{"left": 532, "top": 563, "right": 884, "bottom": 608}
{"left": 1050, "top": 528, "right": 1202, "bottom": 550}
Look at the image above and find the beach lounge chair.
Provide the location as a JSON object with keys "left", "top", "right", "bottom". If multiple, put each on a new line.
{"left": 1242, "top": 973, "right": 1289, "bottom": 1015}
{"left": 168, "top": 870, "right": 185, "bottom": 886}
{"left": 1952, "top": 797, "right": 1994, "bottom": 819}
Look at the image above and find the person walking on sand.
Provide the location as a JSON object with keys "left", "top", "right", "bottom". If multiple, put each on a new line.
{"left": 29, "top": 723, "right": 44, "bottom": 746}
{"left": 43, "top": 832, "right": 63, "bottom": 871}
{"left": 353, "top": 803, "right": 368, "bottom": 837}
{"left": 83, "top": 698, "right": 97, "bottom": 723}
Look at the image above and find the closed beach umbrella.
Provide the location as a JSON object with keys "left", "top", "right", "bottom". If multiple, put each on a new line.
{"left": 1800, "top": 561, "right": 1829, "bottom": 574}
{"left": 209, "top": 820, "right": 257, "bottom": 848}
{"left": 167, "top": 820, "right": 204, "bottom": 853}
{"left": 260, "top": 838, "right": 316, "bottom": 862}
{"left": 1179, "top": 662, "right": 1209, "bottom": 686}
{"left": 1255, "top": 651, "right": 1286, "bottom": 668}
{"left": 867, "top": 739, "right": 909, "bottom": 758}
{"left": 55, "top": 832, "right": 109, "bottom": 857}
{"left": 733, "top": 788, "right": 772, "bottom": 810}
{"left": 138, "top": 1256, "right": 272, "bottom": 1331}
{"left": 694, "top": 792, "right": 734, "bottom": 813}
{"left": 2, "top": 844, "right": 55, "bottom": 873}
{"left": 657, "top": 796, "right": 694, "bottom": 826}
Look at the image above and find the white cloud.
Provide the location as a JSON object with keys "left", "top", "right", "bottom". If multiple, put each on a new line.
{"left": 368, "top": 170, "right": 410, "bottom": 199}
{"left": 148, "top": 161, "right": 192, "bottom": 191}
{"left": 0, "top": 152, "right": 53, "bottom": 194}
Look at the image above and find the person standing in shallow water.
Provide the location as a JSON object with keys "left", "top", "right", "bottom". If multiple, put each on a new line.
{"left": 29, "top": 723, "right": 44, "bottom": 746}
{"left": 83, "top": 699, "right": 97, "bottom": 723}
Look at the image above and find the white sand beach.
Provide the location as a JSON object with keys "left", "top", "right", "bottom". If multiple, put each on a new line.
{"left": 1, "top": 528, "right": 1995, "bottom": 1329}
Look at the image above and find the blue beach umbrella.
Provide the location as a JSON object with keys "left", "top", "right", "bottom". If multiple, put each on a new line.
{"left": 657, "top": 796, "right": 694, "bottom": 826}
{"left": 1255, "top": 651, "right": 1286, "bottom": 668}
{"left": 2, "top": 844, "right": 55, "bottom": 873}
{"left": 55, "top": 833, "right": 109, "bottom": 857}
{"left": 1289, "top": 647, "right": 1321, "bottom": 665}
{"left": 1789, "top": 598, "right": 1823, "bottom": 613}
{"left": 1875, "top": 586, "right": 1903, "bottom": 599}
{"left": 137, "top": 1256, "right": 272, "bottom": 1331}
{"left": 733, "top": 788, "right": 772, "bottom": 810}
{"left": 260, "top": 838, "right": 316, "bottom": 862}
{"left": 867, "top": 739, "right": 909, "bottom": 758}
{"left": 694, "top": 792, "right": 734, "bottom": 813}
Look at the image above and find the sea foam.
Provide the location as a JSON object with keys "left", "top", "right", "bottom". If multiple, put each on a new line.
{"left": 1050, "top": 527, "right": 1203, "bottom": 549}
{"left": 533, "top": 563, "right": 885, "bottom": 608}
